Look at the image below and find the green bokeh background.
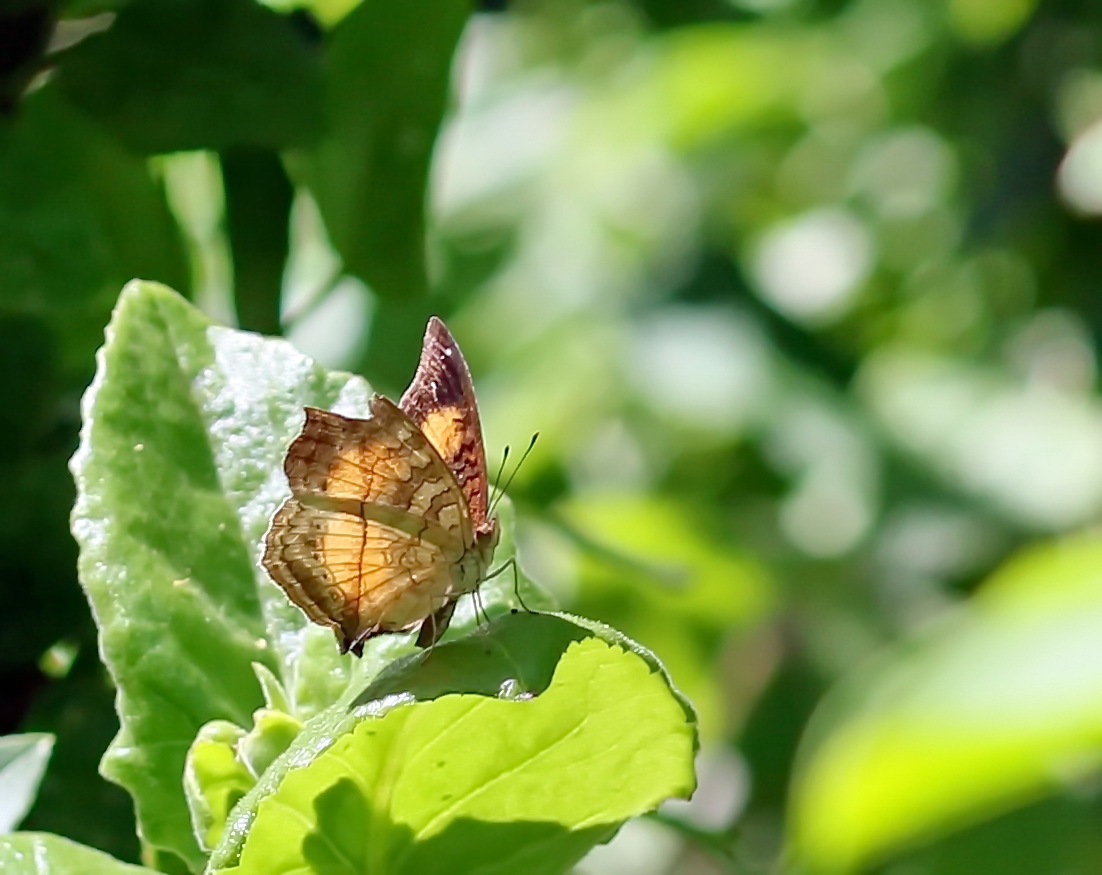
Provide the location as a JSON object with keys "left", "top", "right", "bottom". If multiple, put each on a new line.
{"left": 4, "top": 0, "right": 1102, "bottom": 872}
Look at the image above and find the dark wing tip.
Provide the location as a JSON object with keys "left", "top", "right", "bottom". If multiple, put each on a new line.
{"left": 426, "top": 314, "right": 447, "bottom": 333}
{"left": 424, "top": 315, "right": 459, "bottom": 350}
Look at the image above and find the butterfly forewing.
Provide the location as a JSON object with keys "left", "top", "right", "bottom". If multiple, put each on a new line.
{"left": 399, "top": 316, "right": 494, "bottom": 536}
{"left": 283, "top": 397, "right": 472, "bottom": 546}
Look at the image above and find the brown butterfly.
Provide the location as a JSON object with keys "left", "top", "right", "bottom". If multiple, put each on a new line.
{"left": 261, "top": 317, "right": 499, "bottom": 655}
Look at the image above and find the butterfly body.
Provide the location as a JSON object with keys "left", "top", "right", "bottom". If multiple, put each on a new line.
{"left": 262, "top": 318, "right": 497, "bottom": 654}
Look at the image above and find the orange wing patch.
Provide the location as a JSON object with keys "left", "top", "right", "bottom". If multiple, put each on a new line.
{"left": 416, "top": 406, "right": 465, "bottom": 466}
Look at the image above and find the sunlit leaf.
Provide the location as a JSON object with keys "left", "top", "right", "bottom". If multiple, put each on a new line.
{"left": 73, "top": 282, "right": 565, "bottom": 868}
{"left": 206, "top": 611, "right": 694, "bottom": 871}
{"left": 214, "top": 632, "right": 695, "bottom": 875}
{"left": 791, "top": 536, "right": 1102, "bottom": 872}
{"left": 71, "top": 282, "right": 378, "bottom": 867}
{"left": 0, "top": 734, "right": 54, "bottom": 832}
{"left": 0, "top": 833, "right": 154, "bottom": 875}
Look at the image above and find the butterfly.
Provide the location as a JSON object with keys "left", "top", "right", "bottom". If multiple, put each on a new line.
{"left": 261, "top": 317, "right": 499, "bottom": 655}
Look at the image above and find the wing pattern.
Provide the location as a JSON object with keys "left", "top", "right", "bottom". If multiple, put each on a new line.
{"left": 283, "top": 397, "right": 471, "bottom": 548}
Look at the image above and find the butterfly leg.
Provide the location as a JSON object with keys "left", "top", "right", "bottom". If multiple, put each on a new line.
{"left": 484, "top": 557, "right": 533, "bottom": 613}
{"left": 470, "top": 586, "right": 493, "bottom": 627}
{"left": 415, "top": 599, "right": 458, "bottom": 648}
{"left": 347, "top": 622, "right": 384, "bottom": 657}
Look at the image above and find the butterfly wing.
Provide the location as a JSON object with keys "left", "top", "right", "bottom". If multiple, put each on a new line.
{"left": 283, "top": 396, "right": 472, "bottom": 548}
{"left": 263, "top": 394, "right": 474, "bottom": 653}
{"left": 263, "top": 318, "right": 497, "bottom": 653}
{"left": 263, "top": 499, "right": 457, "bottom": 655}
{"left": 399, "top": 316, "right": 494, "bottom": 536}
{"left": 400, "top": 316, "right": 499, "bottom": 646}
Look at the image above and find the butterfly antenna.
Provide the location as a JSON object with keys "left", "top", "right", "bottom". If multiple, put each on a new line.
{"left": 489, "top": 432, "right": 538, "bottom": 514}
{"left": 489, "top": 445, "right": 511, "bottom": 508}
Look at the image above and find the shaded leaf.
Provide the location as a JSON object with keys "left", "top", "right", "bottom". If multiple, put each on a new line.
{"left": 303, "top": 0, "right": 470, "bottom": 297}
{"left": 887, "top": 794, "right": 1102, "bottom": 875}
{"left": 56, "top": 0, "right": 323, "bottom": 154}
{"left": 0, "top": 86, "right": 187, "bottom": 662}
{"left": 222, "top": 148, "right": 294, "bottom": 337}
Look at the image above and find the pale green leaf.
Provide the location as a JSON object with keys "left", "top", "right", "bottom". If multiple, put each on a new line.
{"left": 792, "top": 536, "right": 1102, "bottom": 872}
{"left": 0, "top": 833, "right": 154, "bottom": 875}
{"left": 225, "top": 635, "right": 696, "bottom": 875}
{"left": 71, "top": 281, "right": 376, "bottom": 867}
{"left": 0, "top": 734, "right": 54, "bottom": 832}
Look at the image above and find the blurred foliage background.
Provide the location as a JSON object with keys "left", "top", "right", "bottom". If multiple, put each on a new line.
{"left": 4, "top": 0, "right": 1102, "bottom": 872}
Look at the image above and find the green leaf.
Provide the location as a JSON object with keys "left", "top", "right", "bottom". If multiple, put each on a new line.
{"left": 73, "top": 282, "right": 562, "bottom": 868}
{"left": 185, "top": 708, "right": 303, "bottom": 853}
{"left": 0, "top": 83, "right": 186, "bottom": 661}
{"left": 237, "top": 710, "right": 303, "bottom": 781}
{"left": 55, "top": 0, "right": 323, "bottom": 154}
{"left": 0, "top": 833, "right": 155, "bottom": 875}
{"left": 255, "top": 0, "right": 361, "bottom": 27}
{"left": 0, "top": 733, "right": 54, "bottom": 832}
{"left": 948, "top": 0, "right": 1039, "bottom": 45}
{"left": 222, "top": 148, "right": 294, "bottom": 337}
{"left": 885, "top": 795, "right": 1102, "bottom": 875}
{"left": 302, "top": 0, "right": 470, "bottom": 297}
{"left": 219, "top": 633, "right": 695, "bottom": 875}
{"left": 562, "top": 493, "right": 772, "bottom": 738}
{"left": 206, "top": 610, "right": 693, "bottom": 872}
{"left": 791, "top": 535, "right": 1102, "bottom": 873}
{"left": 71, "top": 281, "right": 377, "bottom": 868}
{"left": 251, "top": 662, "right": 291, "bottom": 714}
{"left": 184, "top": 721, "right": 254, "bottom": 854}
{"left": 352, "top": 611, "right": 615, "bottom": 707}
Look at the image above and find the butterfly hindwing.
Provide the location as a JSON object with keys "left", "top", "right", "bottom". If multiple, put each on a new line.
{"left": 262, "top": 499, "right": 457, "bottom": 655}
